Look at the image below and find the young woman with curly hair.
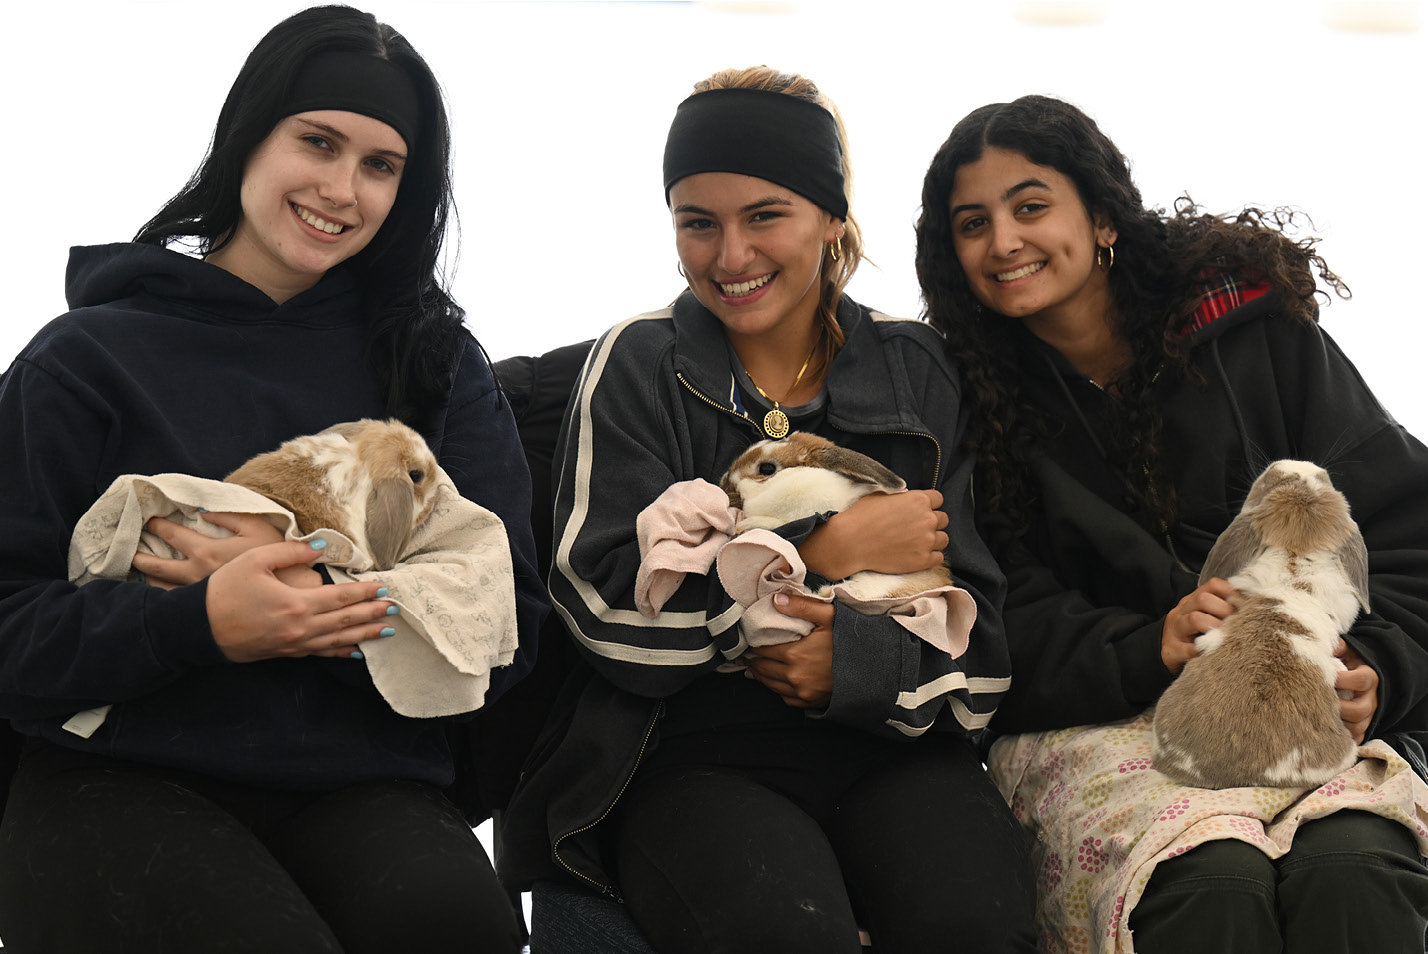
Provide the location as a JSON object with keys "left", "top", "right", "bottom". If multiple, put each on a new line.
{"left": 916, "top": 94, "right": 1428, "bottom": 952}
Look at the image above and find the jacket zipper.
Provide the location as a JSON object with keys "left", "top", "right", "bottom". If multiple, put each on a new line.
{"left": 677, "top": 372, "right": 762, "bottom": 434}
{"left": 681, "top": 373, "right": 942, "bottom": 483}
{"left": 887, "top": 429, "right": 942, "bottom": 485}
{"left": 551, "top": 699, "right": 665, "bottom": 900}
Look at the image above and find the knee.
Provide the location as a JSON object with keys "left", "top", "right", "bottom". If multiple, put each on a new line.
{"left": 1146, "top": 838, "right": 1277, "bottom": 892}
{"left": 1278, "top": 812, "right": 1428, "bottom": 904}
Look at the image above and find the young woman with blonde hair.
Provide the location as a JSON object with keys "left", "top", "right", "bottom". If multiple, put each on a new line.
{"left": 501, "top": 67, "right": 1035, "bottom": 954}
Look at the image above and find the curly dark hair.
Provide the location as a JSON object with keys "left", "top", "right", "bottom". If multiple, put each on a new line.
{"left": 136, "top": 5, "right": 463, "bottom": 428}
{"left": 915, "top": 95, "right": 1346, "bottom": 539}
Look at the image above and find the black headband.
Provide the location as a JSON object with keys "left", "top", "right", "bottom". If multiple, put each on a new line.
{"left": 284, "top": 51, "right": 421, "bottom": 150}
{"left": 662, "top": 87, "right": 848, "bottom": 220}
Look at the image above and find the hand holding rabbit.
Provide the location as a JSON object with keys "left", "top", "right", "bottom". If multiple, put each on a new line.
{"left": 744, "top": 592, "right": 835, "bottom": 707}
{"left": 133, "top": 511, "right": 320, "bottom": 590}
{"left": 205, "top": 539, "right": 396, "bottom": 663}
{"left": 800, "top": 489, "right": 949, "bottom": 582}
{"left": 720, "top": 432, "right": 953, "bottom": 596}
{"left": 1161, "top": 577, "right": 1237, "bottom": 675}
{"left": 1335, "top": 638, "right": 1379, "bottom": 742}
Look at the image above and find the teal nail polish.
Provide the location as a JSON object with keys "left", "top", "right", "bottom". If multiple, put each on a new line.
{"left": 386, "top": 605, "right": 400, "bottom": 616}
{"left": 380, "top": 627, "right": 396, "bottom": 638}
{"left": 376, "top": 587, "right": 389, "bottom": 598}
{"left": 198, "top": 507, "right": 209, "bottom": 514}
{"left": 351, "top": 650, "right": 365, "bottom": 660}
{"left": 309, "top": 538, "right": 328, "bottom": 551}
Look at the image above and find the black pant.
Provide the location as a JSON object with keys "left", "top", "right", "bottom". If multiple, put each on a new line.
{"left": 1128, "top": 810, "right": 1428, "bottom": 953}
{"left": 612, "top": 733, "right": 1037, "bottom": 954}
{"left": 0, "top": 741, "right": 521, "bottom": 953}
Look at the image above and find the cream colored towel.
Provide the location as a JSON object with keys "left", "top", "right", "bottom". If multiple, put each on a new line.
{"left": 66, "top": 471, "right": 518, "bottom": 726}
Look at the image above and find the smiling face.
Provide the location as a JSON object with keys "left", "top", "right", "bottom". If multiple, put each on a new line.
{"left": 208, "top": 110, "right": 407, "bottom": 303}
{"left": 669, "top": 172, "right": 841, "bottom": 348}
{"left": 947, "top": 147, "right": 1117, "bottom": 334}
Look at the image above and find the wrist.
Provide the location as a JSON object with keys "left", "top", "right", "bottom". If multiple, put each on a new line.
{"left": 799, "top": 516, "right": 851, "bottom": 581}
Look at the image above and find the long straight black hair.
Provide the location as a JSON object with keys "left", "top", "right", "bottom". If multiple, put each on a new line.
{"left": 137, "top": 5, "right": 464, "bottom": 426}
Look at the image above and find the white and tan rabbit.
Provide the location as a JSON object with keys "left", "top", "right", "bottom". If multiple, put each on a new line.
{"left": 1151, "top": 459, "right": 1369, "bottom": 790}
{"left": 225, "top": 418, "right": 440, "bottom": 571}
{"left": 719, "top": 431, "right": 953, "bottom": 601}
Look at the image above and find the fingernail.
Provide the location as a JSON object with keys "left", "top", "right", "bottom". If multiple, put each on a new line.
{"left": 380, "top": 627, "right": 396, "bottom": 638}
{"left": 376, "top": 587, "right": 390, "bottom": 598}
{"left": 309, "top": 538, "right": 328, "bottom": 551}
{"left": 198, "top": 507, "right": 209, "bottom": 514}
{"left": 773, "top": 593, "right": 789, "bottom": 606}
{"left": 385, "top": 605, "right": 400, "bottom": 616}
{"left": 351, "top": 650, "right": 365, "bottom": 660}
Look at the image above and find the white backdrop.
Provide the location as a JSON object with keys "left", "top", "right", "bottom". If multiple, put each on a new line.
{"left": 4, "top": 0, "right": 1425, "bottom": 438}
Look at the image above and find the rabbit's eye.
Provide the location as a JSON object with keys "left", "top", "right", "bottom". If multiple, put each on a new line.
{"left": 409, "top": 470, "right": 425, "bottom": 484}
{"left": 758, "top": 462, "right": 777, "bottom": 476}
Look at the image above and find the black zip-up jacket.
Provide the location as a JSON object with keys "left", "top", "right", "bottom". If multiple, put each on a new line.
{"left": 983, "top": 287, "right": 1428, "bottom": 772}
{"left": 500, "top": 292, "right": 1009, "bottom": 893}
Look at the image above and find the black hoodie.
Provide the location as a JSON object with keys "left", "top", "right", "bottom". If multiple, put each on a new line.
{"left": 983, "top": 287, "right": 1428, "bottom": 771}
{"left": 0, "top": 244, "right": 545, "bottom": 792}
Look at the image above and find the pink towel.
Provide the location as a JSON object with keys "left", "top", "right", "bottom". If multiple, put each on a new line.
{"left": 718, "top": 530, "right": 976, "bottom": 661}
{"left": 634, "top": 478, "right": 739, "bottom": 617}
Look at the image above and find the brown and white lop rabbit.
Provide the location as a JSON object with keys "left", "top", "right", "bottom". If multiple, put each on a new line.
{"left": 718, "top": 431, "right": 952, "bottom": 601}
{"left": 225, "top": 419, "right": 440, "bottom": 571}
{"left": 1151, "top": 459, "right": 1369, "bottom": 789}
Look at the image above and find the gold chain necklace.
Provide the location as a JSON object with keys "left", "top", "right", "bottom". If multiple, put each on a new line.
{"left": 745, "top": 337, "right": 820, "bottom": 440}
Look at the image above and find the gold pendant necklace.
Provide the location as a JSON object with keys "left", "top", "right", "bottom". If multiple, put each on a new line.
{"left": 745, "top": 337, "right": 820, "bottom": 440}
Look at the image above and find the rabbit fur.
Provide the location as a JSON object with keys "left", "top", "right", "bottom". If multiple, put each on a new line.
{"left": 719, "top": 431, "right": 953, "bottom": 601}
{"left": 1151, "top": 460, "right": 1369, "bottom": 790}
{"left": 224, "top": 418, "right": 440, "bottom": 571}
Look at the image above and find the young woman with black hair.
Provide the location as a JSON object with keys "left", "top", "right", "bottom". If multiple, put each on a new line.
{"left": 0, "top": 7, "right": 542, "bottom": 951}
{"left": 500, "top": 67, "right": 1036, "bottom": 954}
{"left": 916, "top": 94, "right": 1428, "bottom": 952}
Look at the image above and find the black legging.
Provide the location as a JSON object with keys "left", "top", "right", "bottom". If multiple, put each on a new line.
{"left": 612, "top": 733, "right": 1037, "bottom": 954}
{"left": 0, "top": 740, "right": 521, "bottom": 954}
{"left": 1128, "top": 810, "right": 1428, "bottom": 953}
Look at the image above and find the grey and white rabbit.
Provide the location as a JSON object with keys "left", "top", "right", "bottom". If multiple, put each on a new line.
{"left": 719, "top": 431, "right": 953, "bottom": 601}
{"left": 1151, "top": 459, "right": 1368, "bottom": 789}
{"left": 225, "top": 418, "right": 440, "bottom": 571}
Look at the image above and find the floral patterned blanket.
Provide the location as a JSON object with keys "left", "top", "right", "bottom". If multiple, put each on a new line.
{"left": 987, "top": 709, "right": 1428, "bottom": 953}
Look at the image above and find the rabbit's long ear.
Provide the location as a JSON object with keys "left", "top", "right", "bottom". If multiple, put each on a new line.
{"left": 1199, "top": 511, "right": 1264, "bottom": 585}
{"left": 809, "top": 445, "right": 906, "bottom": 493}
{"left": 323, "top": 420, "right": 372, "bottom": 441}
{"left": 1338, "top": 531, "right": 1371, "bottom": 613}
{"left": 365, "top": 478, "right": 416, "bottom": 571}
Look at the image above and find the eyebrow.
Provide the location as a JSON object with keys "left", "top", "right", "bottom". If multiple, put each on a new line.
{"left": 672, "top": 196, "right": 795, "bottom": 216}
{"left": 949, "top": 178, "right": 1051, "bottom": 218}
{"left": 294, "top": 117, "right": 408, "bottom": 163}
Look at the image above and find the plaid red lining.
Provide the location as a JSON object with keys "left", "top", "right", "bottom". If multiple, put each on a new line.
{"left": 1180, "top": 273, "right": 1272, "bottom": 337}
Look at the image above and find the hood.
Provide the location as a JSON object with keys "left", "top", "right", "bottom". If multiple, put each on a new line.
{"left": 1180, "top": 274, "right": 1281, "bottom": 346}
{"left": 64, "top": 243, "right": 359, "bottom": 324}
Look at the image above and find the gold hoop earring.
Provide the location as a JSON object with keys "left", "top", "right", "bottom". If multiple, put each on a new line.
{"left": 1097, "top": 244, "right": 1115, "bottom": 272}
{"left": 829, "top": 236, "right": 843, "bottom": 263}
{"left": 677, "top": 262, "right": 689, "bottom": 283}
